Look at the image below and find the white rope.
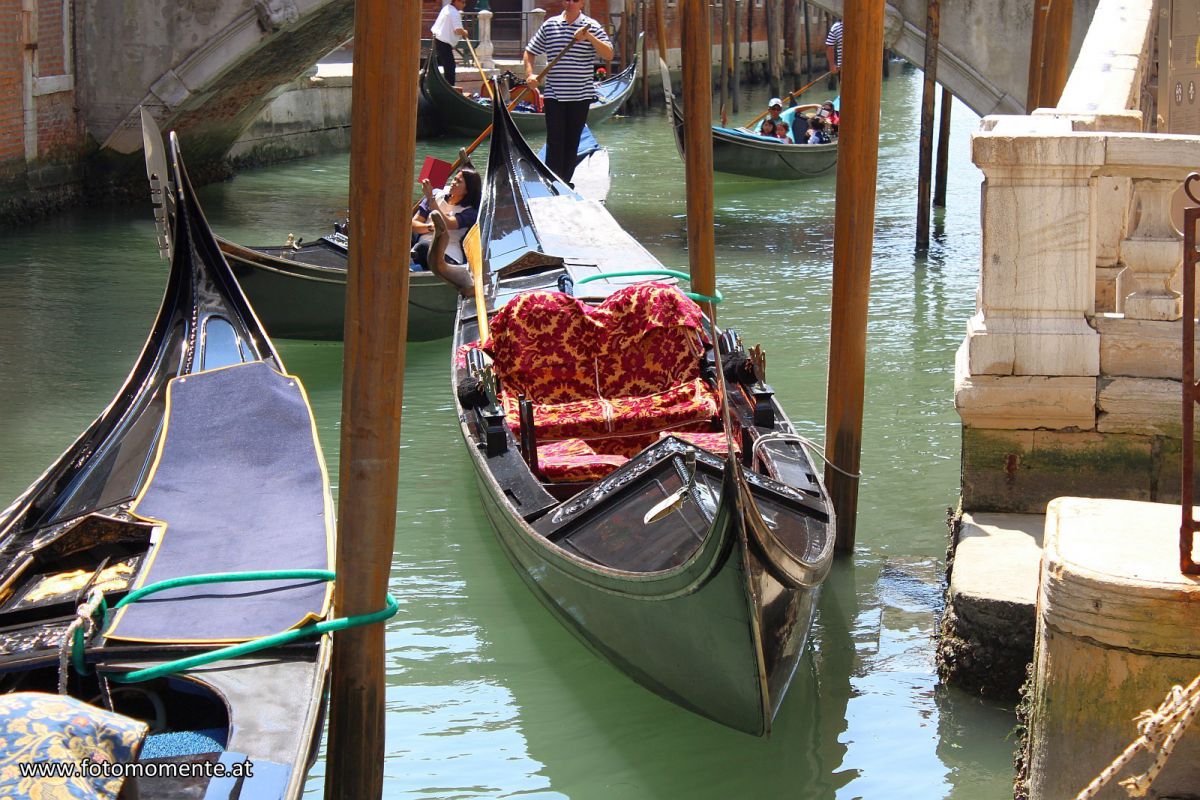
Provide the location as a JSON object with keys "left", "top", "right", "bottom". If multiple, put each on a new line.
{"left": 1073, "top": 672, "right": 1200, "bottom": 799}
{"left": 750, "top": 432, "right": 863, "bottom": 479}
{"left": 56, "top": 588, "right": 105, "bottom": 695}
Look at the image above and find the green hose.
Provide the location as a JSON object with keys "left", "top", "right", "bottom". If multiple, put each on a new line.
{"left": 74, "top": 570, "right": 399, "bottom": 684}
{"left": 574, "top": 269, "right": 724, "bottom": 305}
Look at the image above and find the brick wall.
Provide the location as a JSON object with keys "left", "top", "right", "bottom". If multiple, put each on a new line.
{"left": 37, "top": 0, "right": 64, "bottom": 75}
{"left": 0, "top": 0, "right": 25, "bottom": 168}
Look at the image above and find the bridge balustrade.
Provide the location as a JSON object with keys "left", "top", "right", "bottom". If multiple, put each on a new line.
{"left": 954, "top": 0, "right": 1200, "bottom": 514}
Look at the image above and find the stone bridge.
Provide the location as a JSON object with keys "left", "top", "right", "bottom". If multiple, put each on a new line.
{"left": 80, "top": 0, "right": 352, "bottom": 173}
{"left": 808, "top": 0, "right": 1099, "bottom": 116}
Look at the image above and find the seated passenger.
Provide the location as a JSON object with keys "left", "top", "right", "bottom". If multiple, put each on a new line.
{"left": 819, "top": 100, "right": 840, "bottom": 134}
{"left": 806, "top": 116, "right": 831, "bottom": 145}
{"left": 776, "top": 121, "right": 794, "bottom": 144}
{"left": 410, "top": 168, "right": 482, "bottom": 272}
{"left": 755, "top": 97, "right": 784, "bottom": 136}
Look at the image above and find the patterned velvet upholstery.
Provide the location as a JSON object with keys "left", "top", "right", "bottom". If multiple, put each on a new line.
{"left": 485, "top": 291, "right": 602, "bottom": 403}
{"left": 0, "top": 692, "right": 147, "bottom": 798}
{"left": 537, "top": 439, "right": 629, "bottom": 482}
{"left": 659, "top": 430, "right": 742, "bottom": 456}
{"left": 484, "top": 284, "right": 719, "bottom": 472}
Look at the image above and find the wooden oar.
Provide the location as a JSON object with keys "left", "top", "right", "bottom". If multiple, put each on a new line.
{"left": 463, "top": 37, "right": 493, "bottom": 100}
{"left": 742, "top": 71, "right": 831, "bottom": 130}
{"left": 463, "top": 224, "right": 489, "bottom": 341}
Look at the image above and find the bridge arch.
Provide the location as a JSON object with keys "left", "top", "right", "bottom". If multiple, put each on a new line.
{"left": 806, "top": 0, "right": 1099, "bottom": 117}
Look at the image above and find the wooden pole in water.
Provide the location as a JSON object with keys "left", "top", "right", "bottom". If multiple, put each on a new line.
{"left": 1026, "top": 0, "right": 1070, "bottom": 111}
{"left": 803, "top": 1, "right": 813, "bottom": 79}
{"left": 324, "top": 0, "right": 415, "bottom": 796}
{"left": 1026, "top": 0, "right": 1047, "bottom": 110}
{"left": 766, "top": 0, "right": 781, "bottom": 97}
{"left": 680, "top": 0, "right": 716, "bottom": 311}
{"left": 824, "top": 0, "right": 884, "bottom": 554}
{"left": 1039, "top": 0, "right": 1072, "bottom": 107}
{"left": 933, "top": 87, "right": 952, "bottom": 208}
{"left": 720, "top": 0, "right": 730, "bottom": 121}
{"left": 642, "top": 0, "right": 650, "bottom": 108}
{"left": 915, "top": 0, "right": 940, "bottom": 251}
{"left": 733, "top": 0, "right": 741, "bottom": 113}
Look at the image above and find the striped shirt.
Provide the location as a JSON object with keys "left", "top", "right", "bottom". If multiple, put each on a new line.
{"left": 825, "top": 21, "right": 843, "bottom": 68}
{"left": 525, "top": 13, "right": 610, "bottom": 102}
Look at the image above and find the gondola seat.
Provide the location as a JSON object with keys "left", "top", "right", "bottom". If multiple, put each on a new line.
{"left": 486, "top": 284, "right": 719, "bottom": 452}
{"left": 659, "top": 430, "right": 742, "bottom": 456}
{"left": 536, "top": 438, "right": 629, "bottom": 482}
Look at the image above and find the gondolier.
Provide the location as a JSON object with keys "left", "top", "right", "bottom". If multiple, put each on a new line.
{"left": 522, "top": 0, "right": 612, "bottom": 184}
{"left": 431, "top": 0, "right": 469, "bottom": 86}
{"left": 825, "top": 19, "right": 843, "bottom": 75}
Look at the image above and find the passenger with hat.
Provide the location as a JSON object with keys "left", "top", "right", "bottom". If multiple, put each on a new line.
{"left": 757, "top": 96, "right": 785, "bottom": 135}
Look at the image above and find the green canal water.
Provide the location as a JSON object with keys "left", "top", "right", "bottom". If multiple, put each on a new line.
{"left": 0, "top": 68, "right": 1016, "bottom": 797}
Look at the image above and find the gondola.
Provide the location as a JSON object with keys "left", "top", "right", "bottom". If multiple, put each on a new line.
{"left": 0, "top": 120, "right": 335, "bottom": 797}
{"left": 214, "top": 130, "right": 612, "bottom": 343}
{"left": 216, "top": 230, "right": 459, "bottom": 341}
{"left": 662, "top": 61, "right": 838, "bottom": 180}
{"left": 421, "top": 34, "right": 642, "bottom": 138}
{"left": 451, "top": 91, "right": 835, "bottom": 735}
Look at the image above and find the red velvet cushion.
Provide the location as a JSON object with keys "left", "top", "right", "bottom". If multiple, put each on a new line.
{"left": 658, "top": 430, "right": 741, "bottom": 455}
{"left": 503, "top": 378, "right": 718, "bottom": 444}
{"left": 484, "top": 291, "right": 600, "bottom": 403}
{"left": 537, "top": 438, "right": 628, "bottom": 483}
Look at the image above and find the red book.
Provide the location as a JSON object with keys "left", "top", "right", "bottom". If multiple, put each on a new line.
{"left": 418, "top": 156, "right": 453, "bottom": 191}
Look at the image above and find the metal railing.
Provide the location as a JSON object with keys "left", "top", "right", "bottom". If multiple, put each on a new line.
{"left": 1181, "top": 172, "right": 1200, "bottom": 575}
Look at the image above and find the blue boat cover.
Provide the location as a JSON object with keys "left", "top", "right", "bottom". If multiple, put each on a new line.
{"left": 106, "top": 361, "right": 333, "bottom": 644}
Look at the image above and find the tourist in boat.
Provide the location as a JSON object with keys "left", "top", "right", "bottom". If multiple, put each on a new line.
{"left": 759, "top": 118, "right": 778, "bottom": 138}
{"left": 819, "top": 100, "right": 840, "bottom": 134}
{"left": 410, "top": 168, "right": 481, "bottom": 272}
{"left": 806, "top": 115, "right": 831, "bottom": 145}
{"left": 431, "top": 0, "right": 469, "bottom": 87}
{"left": 776, "top": 120, "right": 794, "bottom": 144}
{"left": 757, "top": 97, "right": 785, "bottom": 134}
{"left": 522, "top": 0, "right": 612, "bottom": 185}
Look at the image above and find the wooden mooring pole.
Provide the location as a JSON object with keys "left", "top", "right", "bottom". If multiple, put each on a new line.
{"left": 325, "top": 0, "right": 416, "bottom": 796}
{"left": 824, "top": 0, "right": 883, "bottom": 554}
{"left": 733, "top": 0, "right": 741, "bottom": 113}
{"left": 1026, "top": 0, "right": 1072, "bottom": 111}
{"left": 720, "top": 0, "right": 730, "bottom": 121}
{"left": 680, "top": 0, "right": 716, "bottom": 308}
{"left": 803, "top": 1, "right": 813, "bottom": 79}
{"left": 641, "top": 0, "right": 650, "bottom": 108}
{"left": 933, "top": 87, "right": 952, "bottom": 208}
{"left": 915, "top": 0, "right": 940, "bottom": 251}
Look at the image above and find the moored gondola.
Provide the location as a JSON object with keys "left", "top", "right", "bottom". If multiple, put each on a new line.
{"left": 662, "top": 62, "right": 838, "bottom": 180}
{"left": 0, "top": 123, "right": 340, "bottom": 797}
{"left": 421, "top": 34, "right": 641, "bottom": 138}
{"left": 451, "top": 90, "right": 835, "bottom": 735}
{"left": 216, "top": 230, "right": 460, "bottom": 342}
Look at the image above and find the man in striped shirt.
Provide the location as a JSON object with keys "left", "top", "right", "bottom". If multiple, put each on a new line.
{"left": 825, "top": 20, "right": 843, "bottom": 75}
{"left": 523, "top": 0, "right": 613, "bottom": 184}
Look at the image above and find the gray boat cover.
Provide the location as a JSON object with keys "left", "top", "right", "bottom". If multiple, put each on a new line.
{"left": 106, "top": 361, "right": 333, "bottom": 644}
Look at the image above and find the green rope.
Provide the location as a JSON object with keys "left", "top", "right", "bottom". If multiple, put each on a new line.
{"left": 574, "top": 269, "right": 724, "bottom": 305}
{"left": 72, "top": 569, "right": 399, "bottom": 684}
